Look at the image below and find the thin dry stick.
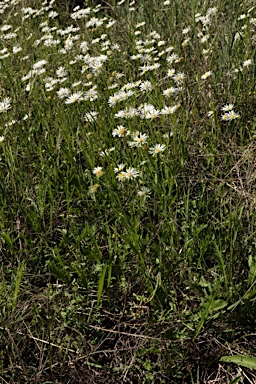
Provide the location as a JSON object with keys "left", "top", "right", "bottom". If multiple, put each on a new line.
{"left": 89, "top": 325, "right": 175, "bottom": 342}
{"left": 0, "top": 326, "right": 77, "bottom": 354}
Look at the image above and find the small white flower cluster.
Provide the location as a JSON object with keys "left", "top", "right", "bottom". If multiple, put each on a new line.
{"left": 92, "top": 162, "right": 151, "bottom": 197}
{"left": 221, "top": 104, "right": 240, "bottom": 121}
{"left": 108, "top": 89, "right": 135, "bottom": 107}
{"left": 0, "top": 97, "right": 11, "bottom": 113}
{"left": 195, "top": 7, "right": 218, "bottom": 29}
{"left": 71, "top": 7, "right": 91, "bottom": 20}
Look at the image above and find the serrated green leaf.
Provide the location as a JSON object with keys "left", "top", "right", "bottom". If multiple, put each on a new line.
{"left": 220, "top": 355, "right": 256, "bottom": 370}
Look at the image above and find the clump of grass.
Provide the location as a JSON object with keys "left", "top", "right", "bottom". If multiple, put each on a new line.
{"left": 0, "top": 0, "right": 256, "bottom": 382}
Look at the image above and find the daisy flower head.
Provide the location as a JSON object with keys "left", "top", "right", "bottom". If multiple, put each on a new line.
{"left": 243, "top": 59, "right": 252, "bottom": 67}
{"left": 33, "top": 60, "right": 47, "bottom": 70}
{"left": 167, "top": 53, "right": 179, "bottom": 64}
{"left": 23, "top": 113, "right": 30, "bottom": 120}
{"left": 206, "top": 7, "right": 218, "bottom": 16}
{"left": 114, "top": 163, "right": 126, "bottom": 173}
{"left": 128, "top": 133, "right": 148, "bottom": 147}
{"left": 56, "top": 66, "right": 67, "bottom": 77}
{"left": 108, "top": 94, "right": 121, "bottom": 107}
{"left": 112, "top": 125, "right": 129, "bottom": 137}
{"left": 149, "top": 144, "right": 166, "bottom": 156}
{"left": 84, "top": 86, "right": 98, "bottom": 101}
{"left": 114, "top": 110, "right": 126, "bottom": 119}
{"left": 173, "top": 72, "right": 186, "bottom": 84}
{"left": 228, "top": 111, "right": 240, "bottom": 120}
{"left": 201, "top": 71, "right": 212, "bottom": 80}
{"left": 138, "top": 186, "right": 151, "bottom": 197}
{"left": 13, "top": 45, "right": 22, "bottom": 54}
{"left": 139, "top": 81, "right": 153, "bottom": 93}
{"left": 200, "top": 34, "right": 210, "bottom": 43}
{"left": 221, "top": 113, "right": 229, "bottom": 121}
{"left": 93, "top": 166, "right": 104, "bottom": 178}
{"left": 117, "top": 171, "right": 126, "bottom": 181}
{"left": 65, "top": 91, "right": 83, "bottom": 104}
{"left": 163, "top": 87, "right": 179, "bottom": 97}
{"left": 182, "top": 38, "right": 191, "bottom": 47}
{"left": 158, "top": 40, "right": 165, "bottom": 47}
{"left": 124, "top": 167, "right": 140, "bottom": 180}
{"left": 136, "top": 21, "right": 146, "bottom": 28}
{"left": 138, "top": 103, "right": 155, "bottom": 117}
{"left": 161, "top": 104, "right": 180, "bottom": 115}
{"left": 1, "top": 25, "right": 12, "bottom": 32}
{"left": 222, "top": 104, "right": 234, "bottom": 112}
{"left": 0, "top": 136, "right": 5, "bottom": 143}
{"left": 144, "top": 108, "right": 160, "bottom": 119}
{"left": 166, "top": 46, "right": 174, "bottom": 53}
{"left": 238, "top": 14, "right": 247, "bottom": 20}
{"left": 221, "top": 111, "right": 240, "bottom": 121}
{"left": 167, "top": 68, "right": 175, "bottom": 77}
{"left": 0, "top": 97, "right": 11, "bottom": 113}
{"left": 182, "top": 27, "right": 191, "bottom": 34}
{"left": 72, "top": 80, "right": 81, "bottom": 88}
{"left": 202, "top": 48, "right": 211, "bottom": 55}
{"left": 108, "top": 83, "right": 119, "bottom": 90}
{"left": 57, "top": 87, "right": 70, "bottom": 99}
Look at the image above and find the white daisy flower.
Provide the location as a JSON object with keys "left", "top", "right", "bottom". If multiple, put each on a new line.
{"left": 112, "top": 125, "right": 129, "bottom": 137}
{"left": 173, "top": 72, "right": 186, "bottom": 83}
{"left": 222, "top": 104, "right": 234, "bottom": 112}
{"left": 117, "top": 171, "right": 126, "bottom": 181}
{"left": 93, "top": 166, "right": 104, "bottom": 178}
{"left": 56, "top": 66, "right": 67, "bottom": 77}
{"left": 161, "top": 104, "right": 180, "bottom": 115}
{"left": 163, "top": 87, "right": 179, "bottom": 97}
{"left": 114, "top": 163, "right": 126, "bottom": 173}
{"left": 243, "top": 59, "right": 252, "bottom": 67}
{"left": 149, "top": 144, "right": 166, "bottom": 156}
{"left": 57, "top": 88, "right": 70, "bottom": 99}
{"left": 128, "top": 133, "right": 148, "bottom": 147}
{"left": 124, "top": 167, "right": 140, "bottom": 179}
{"left": 167, "top": 53, "right": 179, "bottom": 64}
{"left": 0, "top": 97, "right": 11, "bottom": 113}
{"left": 201, "top": 71, "right": 212, "bottom": 80}
{"left": 65, "top": 91, "right": 83, "bottom": 104}
{"left": 138, "top": 187, "right": 151, "bottom": 197}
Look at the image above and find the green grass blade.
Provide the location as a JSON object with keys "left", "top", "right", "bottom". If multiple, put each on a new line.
{"left": 97, "top": 264, "right": 107, "bottom": 305}
{"left": 12, "top": 261, "right": 25, "bottom": 313}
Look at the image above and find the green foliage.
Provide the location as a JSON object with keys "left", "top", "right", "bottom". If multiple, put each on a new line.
{"left": 220, "top": 355, "right": 256, "bottom": 370}
{"left": 0, "top": 0, "right": 256, "bottom": 382}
